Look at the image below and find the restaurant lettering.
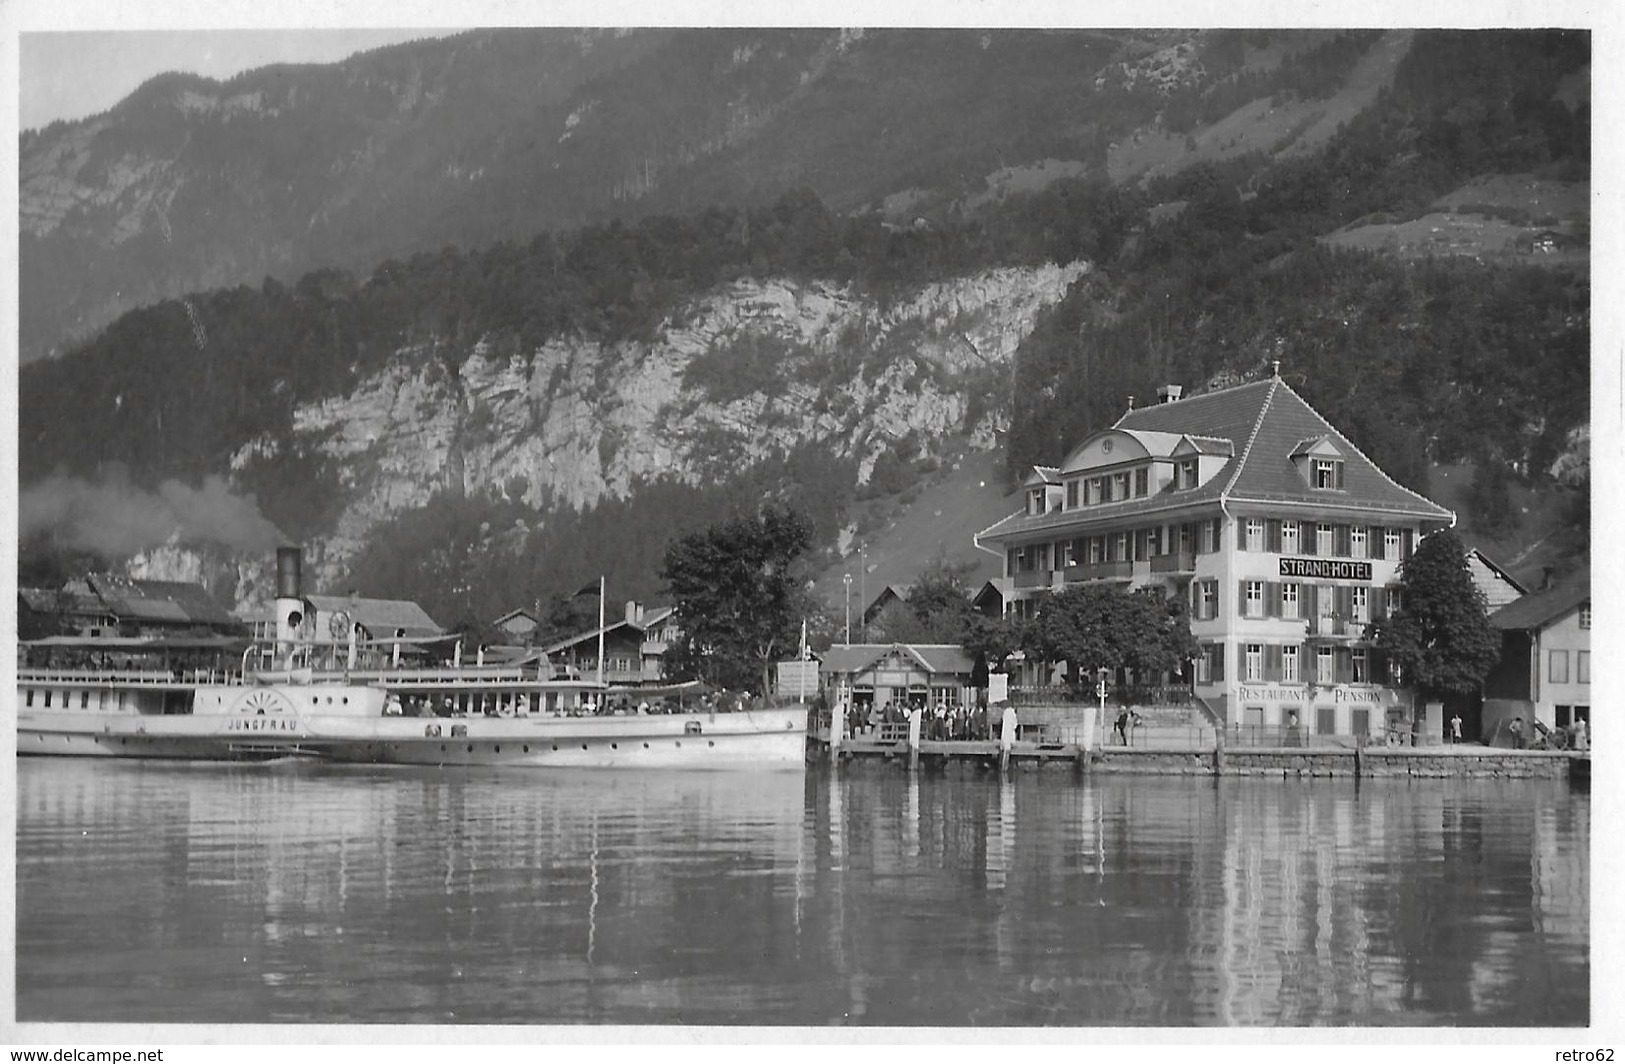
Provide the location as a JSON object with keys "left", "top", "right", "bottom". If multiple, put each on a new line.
{"left": 1240, "top": 683, "right": 1382, "bottom": 705}
{"left": 1237, "top": 684, "right": 1309, "bottom": 702}
{"left": 1279, "top": 557, "right": 1372, "bottom": 581}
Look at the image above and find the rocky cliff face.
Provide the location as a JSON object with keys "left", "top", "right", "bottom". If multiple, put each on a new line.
{"left": 225, "top": 261, "right": 1086, "bottom": 598}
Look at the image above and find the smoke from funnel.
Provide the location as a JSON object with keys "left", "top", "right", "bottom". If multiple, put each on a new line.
{"left": 20, "top": 469, "right": 287, "bottom": 557}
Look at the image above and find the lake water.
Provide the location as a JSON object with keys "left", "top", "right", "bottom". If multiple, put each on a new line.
{"left": 14, "top": 757, "right": 1588, "bottom": 1027}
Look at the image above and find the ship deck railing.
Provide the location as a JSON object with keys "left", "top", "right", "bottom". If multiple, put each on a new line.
{"left": 18, "top": 667, "right": 245, "bottom": 686}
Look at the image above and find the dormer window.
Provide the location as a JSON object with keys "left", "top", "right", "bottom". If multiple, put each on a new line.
{"left": 1313, "top": 458, "right": 1344, "bottom": 490}
{"left": 1292, "top": 436, "right": 1346, "bottom": 490}
{"left": 1028, "top": 488, "right": 1047, "bottom": 515}
{"left": 1178, "top": 459, "right": 1198, "bottom": 490}
{"left": 1135, "top": 468, "right": 1149, "bottom": 496}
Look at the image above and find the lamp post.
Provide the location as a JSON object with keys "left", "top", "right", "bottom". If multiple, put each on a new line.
{"left": 843, "top": 573, "right": 852, "bottom": 645}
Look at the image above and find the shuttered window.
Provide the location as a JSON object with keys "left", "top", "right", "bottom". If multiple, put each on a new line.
{"left": 1282, "top": 645, "right": 1300, "bottom": 683}
{"left": 1282, "top": 520, "right": 1300, "bottom": 555}
{"left": 1281, "top": 582, "right": 1300, "bottom": 619}
{"left": 1243, "top": 580, "right": 1266, "bottom": 618}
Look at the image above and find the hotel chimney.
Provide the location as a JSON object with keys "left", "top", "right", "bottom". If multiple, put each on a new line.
{"left": 1157, "top": 384, "right": 1183, "bottom": 404}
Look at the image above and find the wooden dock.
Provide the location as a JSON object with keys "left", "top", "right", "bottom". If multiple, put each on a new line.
{"left": 814, "top": 732, "right": 1581, "bottom": 781}
{"left": 831, "top": 735, "right": 1089, "bottom": 767}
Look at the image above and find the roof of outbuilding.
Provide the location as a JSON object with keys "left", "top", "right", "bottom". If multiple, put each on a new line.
{"left": 539, "top": 605, "right": 677, "bottom": 653}
{"left": 819, "top": 643, "right": 975, "bottom": 676}
{"left": 304, "top": 594, "right": 444, "bottom": 639}
{"left": 83, "top": 573, "right": 242, "bottom": 628}
{"left": 1489, "top": 577, "right": 1590, "bottom": 631}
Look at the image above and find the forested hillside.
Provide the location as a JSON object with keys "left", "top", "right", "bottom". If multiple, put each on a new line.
{"left": 18, "top": 28, "right": 1590, "bottom": 631}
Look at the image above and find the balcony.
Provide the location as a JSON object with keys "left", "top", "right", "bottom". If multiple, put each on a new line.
{"left": 1014, "top": 569, "right": 1058, "bottom": 590}
{"left": 1063, "top": 560, "right": 1133, "bottom": 584}
{"left": 1309, "top": 616, "right": 1369, "bottom": 639}
{"left": 1149, "top": 550, "right": 1197, "bottom": 575}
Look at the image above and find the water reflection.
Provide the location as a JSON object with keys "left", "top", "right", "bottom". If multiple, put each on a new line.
{"left": 16, "top": 760, "right": 1586, "bottom": 1027}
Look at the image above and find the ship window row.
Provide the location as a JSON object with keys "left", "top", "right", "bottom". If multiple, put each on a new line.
{"left": 1194, "top": 643, "right": 1393, "bottom": 685}
{"left": 24, "top": 688, "right": 108, "bottom": 709}
{"left": 1192, "top": 579, "right": 1400, "bottom": 624}
{"left": 1240, "top": 518, "right": 1411, "bottom": 559}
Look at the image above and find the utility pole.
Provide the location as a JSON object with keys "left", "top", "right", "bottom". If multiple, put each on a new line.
{"left": 843, "top": 573, "right": 852, "bottom": 645}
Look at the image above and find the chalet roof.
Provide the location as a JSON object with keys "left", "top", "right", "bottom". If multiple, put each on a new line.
{"left": 83, "top": 573, "right": 241, "bottom": 628}
{"left": 492, "top": 607, "right": 539, "bottom": 626}
{"left": 304, "top": 594, "right": 444, "bottom": 640}
{"left": 539, "top": 605, "right": 677, "bottom": 653}
{"left": 979, "top": 376, "right": 1453, "bottom": 543}
{"left": 18, "top": 588, "right": 62, "bottom": 611}
{"left": 819, "top": 642, "right": 975, "bottom": 676}
{"left": 1465, "top": 547, "right": 1528, "bottom": 596}
{"left": 1489, "top": 577, "right": 1590, "bottom": 632}
{"left": 863, "top": 584, "right": 912, "bottom": 620}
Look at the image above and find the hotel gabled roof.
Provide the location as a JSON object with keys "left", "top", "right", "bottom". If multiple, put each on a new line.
{"left": 979, "top": 375, "right": 1453, "bottom": 543}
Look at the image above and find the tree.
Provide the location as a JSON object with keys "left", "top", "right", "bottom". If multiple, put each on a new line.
{"left": 660, "top": 502, "right": 815, "bottom": 694}
{"left": 1019, "top": 584, "right": 1197, "bottom": 687}
{"left": 1373, "top": 528, "right": 1501, "bottom": 700}
{"left": 868, "top": 558, "right": 979, "bottom": 644}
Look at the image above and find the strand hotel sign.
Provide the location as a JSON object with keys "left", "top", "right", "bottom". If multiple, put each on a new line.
{"left": 1279, "top": 557, "right": 1372, "bottom": 581}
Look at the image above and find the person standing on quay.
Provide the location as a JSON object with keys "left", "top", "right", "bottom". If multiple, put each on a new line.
{"left": 1450, "top": 712, "right": 1463, "bottom": 745}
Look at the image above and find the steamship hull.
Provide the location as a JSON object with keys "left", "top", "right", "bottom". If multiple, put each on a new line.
{"left": 294, "top": 705, "right": 809, "bottom": 769}
{"left": 15, "top": 672, "right": 388, "bottom": 761}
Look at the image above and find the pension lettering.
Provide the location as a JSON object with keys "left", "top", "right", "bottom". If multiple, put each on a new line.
{"left": 1279, "top": 557, "right": 1372, "bottom": 581}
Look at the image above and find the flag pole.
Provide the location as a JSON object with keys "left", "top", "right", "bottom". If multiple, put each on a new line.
{"left": 596, "top": 574, "right": 606, "bottom": 690}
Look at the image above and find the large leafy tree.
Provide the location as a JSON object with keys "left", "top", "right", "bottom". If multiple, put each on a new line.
{"left": 1020, "top": 584, "right": 1197, "bottom": 685}
{"left": 661, "top": 502, "right": 815, "bottom": 694}
{"left": 1373, "top": 528, "right": 1501, "bottom": 699}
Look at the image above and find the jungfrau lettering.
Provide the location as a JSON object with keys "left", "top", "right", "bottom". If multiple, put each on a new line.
{"left": 225, "top": 718, "right": 299, "bottom": 732}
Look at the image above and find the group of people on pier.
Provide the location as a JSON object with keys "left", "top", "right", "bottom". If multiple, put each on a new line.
{"left": 840, "top": 698, "right": 999, "bottom": 742}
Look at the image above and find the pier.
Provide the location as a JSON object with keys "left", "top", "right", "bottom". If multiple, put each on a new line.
{"left": 817, "top": 730, "right": 1581, "bottom": 780}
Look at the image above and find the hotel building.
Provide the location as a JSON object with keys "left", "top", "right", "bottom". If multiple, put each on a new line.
{"left": 975, "top": 372, "right": 1456, "bottom": 738}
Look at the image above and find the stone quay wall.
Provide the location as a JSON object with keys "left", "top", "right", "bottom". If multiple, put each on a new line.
{"left": 1087, "top": 746, "right": 1573, "bottom": 779}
